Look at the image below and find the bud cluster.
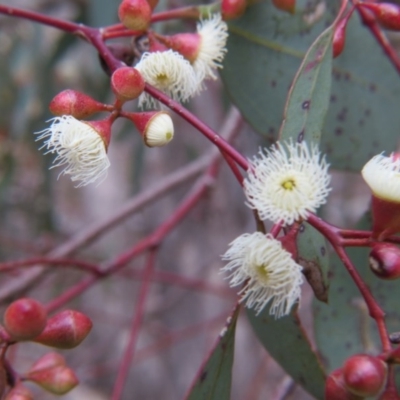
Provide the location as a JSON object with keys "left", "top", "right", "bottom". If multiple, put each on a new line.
{"left": 0, "top": 298, "right": 92, "bottom": 397}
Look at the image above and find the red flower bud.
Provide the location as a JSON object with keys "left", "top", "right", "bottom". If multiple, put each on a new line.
{"left": 28, "top": 353, "right": 66, "bottom": 373}
{"left": 221, "top": 0, "right": 247, "bottom": 20}
{"left": 369, "top": 243, "right": 400, "bottom": 279}
{"left": 360, "top": 3, "right": 400, "bottom": 31}
{"left": 118, "top": 0, "right": 152, "bottom": 31}
{"left": 33, "top": 310, "right": 92, "bottom": 349}
{"left": 325, "top": 369, "right": 364, "bottom": 400}
{"left": 156, "top": 33, "right": 200, "bottom": 64}
{"left": 49, "top": 90, "right": 111, "bottom": 119}
{"left": 3, "top": 298, "right": 47, "bottom": 341}
{"left": 333, "top": 18, "right": 347, "bottom": 58}
{"left": 343, "top": 354, "right": 387, "bottom": 397}
{"left": 27, "top": 365, "right": 78, "bottom": 395}
{"left": 271, "top": 0, "right": 295, "bottom": 14}
{"left": 111, "top": 67, "right": 145, "bottom": 102}
{"left": 4, "top": 384, "right": 33, "bottom": 400}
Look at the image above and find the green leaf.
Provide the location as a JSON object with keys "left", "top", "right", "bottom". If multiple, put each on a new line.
{"left": 222, "top": 1, "right": 400, "bottom": 170}
{"left": 185, "top": 306, "right": 239, "bottom": 400}
{"left": 279, "top": 25, "right": 333, "bottom": 144}
{"left": 297, "top": 222, "right": 330, "bottom": 303}
{"left": 247, "top": 308, "right": 326, "bottom": 399}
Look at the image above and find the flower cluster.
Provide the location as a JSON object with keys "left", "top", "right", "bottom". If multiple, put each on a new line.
{"left": 221, "top": 140, "right": 331, "bottom": 318}
{"left": 136, "top": 14, "right": 228, "bottom": 108}
{"left": 222, "top": 232, "right": 303, "bottom": 317}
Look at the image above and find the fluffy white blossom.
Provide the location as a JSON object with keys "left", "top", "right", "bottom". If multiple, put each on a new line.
{"left": 244, "top": 140, "right": 331, "bottom": 225}
{"left": 221, "top": 232, "right": 303, "bottom": 318}
{"left": 135, "top": 50, "right": 200, "bottom": 108}
{"left": 194, "top": 14, "right": 228, "bottom": 81}
{"left": 36, "top": 116, "right": 110, "bottom": 187}
{"left": 144, "top": 112, "right": 174, "bottom": 147}
{"left": 362, "top": 154, "right": 400, "bottom": 202}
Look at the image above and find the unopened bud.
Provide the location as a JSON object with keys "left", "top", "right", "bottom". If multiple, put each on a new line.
{"left": 4, "top": 384, "right": 33, "bottom": 400}
{"left": 118, "top": 0, "right": 152, "bottom": 31}
{"left": 360, "top": 3, "right": 400, "bottom": 31}
{"left": 4, "top": 298, "right": 47, "bottom": 341}
{"left": 221, "top": 0, "right": 247, "bottom": 20}
{"left": 325, "top": 369, "right": 363, "bottom": 400}
{"left": 111, "top": 67, "right": 145, "bottom": 102}
{"left": 156, "top": 33, "right": 200, "bottom": 64}
{"left": 126, "top": 111, "right": 174, "bottom": 147}
{"left": 49, "top": 90, "right": 111, "bottom": 119}
{"left": 271, "top": 0, "right": 295, "bottom": 14}
{"left": 369, "top": 243, "right": 400, "bottom": 279}
{"left": 27, "top": 365, "right": 78, "bottom": 395}
{"left": 28, "top": 353, "right": 66, "bottom": 373}
{"left": 343, "top": 354, "right": 387, "bottom": 397}
{"left": 33, "top": 310, "right": 92, "bottom": 349}
{"left": 333, "top": 18, "right": 347, "bottom": 58}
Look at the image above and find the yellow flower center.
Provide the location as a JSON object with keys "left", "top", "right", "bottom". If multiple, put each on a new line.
{"left": 156, "top": 73, "right": 169, "bottom": 83}
{"left": 255, "top": 264, "right": 269, "bottom": 283}
{"left": 166, "top": 131, "right": 172, "bottom": 140}
{"left": 281, "top": 178, "right": 296, "bottom": 191}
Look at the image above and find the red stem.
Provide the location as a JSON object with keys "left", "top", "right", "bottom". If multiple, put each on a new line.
{"left": 145, "top": 84, "right": 249, "bottom": 171}
{"left": 357, "top": 5, "right": 400, "bottom": 76}
{"left": 111, "top": 250, "right": 157, "bottom": 400}
{"left": 45, "top": 161, "right": 220, "bottom": 313}
{"left": 307, "top": 214, "right": 391, "bottom": 351}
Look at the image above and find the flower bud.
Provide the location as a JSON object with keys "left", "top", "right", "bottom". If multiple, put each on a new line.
{"left": 156, "top": 33, "right": 201, "bottom": 64}
{"left": 325, "top": 369, "right": 364, "bottom": 400}
{"left": 333, "top": 18, "right": 347, "bottom": 58}
{"left": 111, "top": 67, "right": 145, "bottom": 102}
{"left": 27, "top": 365, "right": 78, "bottom": 395}
{"left": 125, "top": 111, "right": 174, "bottom": 147}
{"left": 4, "top": 384, "right": 33, "bottom": 400}
{"left": 28, "top": 353, "right": 66, "bottom": 373}
{"left": 343, "top": 354, "right": 387, "bottom": 397}
{"left": 221, "top": 0, "right": 247, "bottom": 20}
{"left": 49, "top": 90, "right": 111, "bottom": 119}
{"left": 33, "top": 310, "right": 92, "bottom": 349}
{"left": 360, "top": 3, "right": 400, "bottom": 31}
{"left": 271, "top": 0, "right": 295, "bottom": 14}
{"left": 369, "top": 243, "right": 400, "bottom": 279}
{"left": 3, "top": 298, "right": 47, "bottom": 341}
{"left": 362, "top": 153, "right": 400, "bottom": 240}
{"left": 118, "top": 0, "right": 152, "bottom": 31}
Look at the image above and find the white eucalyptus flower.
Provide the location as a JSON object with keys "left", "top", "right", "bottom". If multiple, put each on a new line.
{"left": 144, "top": 112, "right": 174, "bottom": 147}
{"left": 221, "top": 232, "right": 303, "bottom": 318}
{"left": 244, "top": 140, "right": 331, "bottom": 225}
{"left": 193, "top": 14, "right": 228, "bottom": 81}
{"left": 135, "top": 50, "right": 200, "bottom": 108}
{"left": 36, "top": 116, "right": 110, "bottom": 187}
{"left": 362, "top": 154, "right": 400, "bottom": 202}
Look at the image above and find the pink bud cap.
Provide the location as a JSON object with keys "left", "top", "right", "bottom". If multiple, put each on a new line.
{"left": 361, "top": 3, "right": 400, "bottom": 31}
{"left": 118, "top": 0, "right": 152, "bottom": 31}
{"left": 28, "top": 352, "right": 66, "bottom": 373}
{"left": 271, "top": 0, "right": 296, "bottom": 14}
{"left": 49, "top": 90, "right": 111, "bottom": 119}
{"left": 4, "top": 298, "right": 47, "bottom": 341}
{"left": 157, "top": 33, "right": 201, "bottom": 64}
{"left": 369, "top": 243, "right": 400, "bottom": 279}
{"left": 325, "top": 369, "right": 364, "bottom": 400}
{"left": 221, "top": 0, "right": 247, "bottom": 20}
{"left": 4, "top": 384, "right": 33, "bottom": 400}
{"left": 84, "top": 117, "right": 114, "bottom": 149}
{"left": 33, "top": 310, "right": 92, "bottom": 349}
{"left": 343, "top": 354, "right": 387, "bottom": 397}
{"left": 27, "top": 365, "right": 78, "bottom": 395}
{"left": 333, "top": 18, "right": 347, "bottom": 58}
{"left": 111, "top": 67, "right": 145, "bottom": 101}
